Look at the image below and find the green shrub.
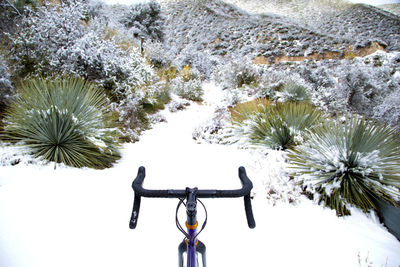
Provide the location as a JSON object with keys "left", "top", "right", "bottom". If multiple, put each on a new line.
{"left": 250, "top": 102, "right": 322, "bottom": 149}
{"left": 288, "top": 116, "right": 400, "bottom": 216}
{"left": 3, "top": 76, "right": 121, "bottom": 169}
{"left": 280, "top": 83, "right": 311, "bottom": 102}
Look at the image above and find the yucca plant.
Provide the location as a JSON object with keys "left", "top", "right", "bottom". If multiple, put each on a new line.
{"left": 3, "top": 76, "right": 121, "bottom": 169}
{"left": 289, "top": 116, "right": 400, "bottom": 216}
{"left": 248, "top": 102, "right": 323, "bottom": 150}
{"left": 230, "top": 98, "right": 271, "bottom": 124}
{"left": 280, "top": 83, "right": 311, "bottom": 102}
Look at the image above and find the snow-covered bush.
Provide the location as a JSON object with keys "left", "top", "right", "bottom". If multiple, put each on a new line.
{"left": 280, "top": 83, "right": 311, "bottom": 103}
{"left": 68, "top": 27, "right": 154, "bottom": 99}
{"left": 119, "top": 0, "right": 164, "bottom": 41}
{"left": 171, "top": 76, "right": 203, "bottom": 101}
{"left": 373, "top": 88, "right": 400, "bottom": 129}
{"left": 192, "top": 106, "right": 234, "bottom": 144}
{"left": 113, "top": 77, "right": 171, "bottom": 141}
{"left": 10, "top": 1, "right": 154, "bottom": 97}
{"left": 214, "top": 60, "right": 261, "bottom": 90}
{"left": 330, "top": 57, "right": 399, "bottom": 126}
{"left": 172, "top": 47, "right": 218, "bottom": 78}
{"left": 289, "top": 116, "right": 400, "bottom": 216}
{"left": 279, "top": 52, "right": 400, "bottom": 130}
{"left": 0, "top": 55, "right": 14, "bottom": 110}
{"left": 231, "top": 100, "right": 323, "bottom": 150}
{"left": 145, "top": 41, "right": 173, "bottom": 68}
{"left": 3, "top": 76, "right": 121, "bottom": 169}
{"left": 10, "top": 0, "right": 86, "bottom": 76}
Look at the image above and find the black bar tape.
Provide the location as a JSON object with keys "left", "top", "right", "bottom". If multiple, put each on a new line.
{"left": 244, "top": 194, "right": 256, "bottom": 229}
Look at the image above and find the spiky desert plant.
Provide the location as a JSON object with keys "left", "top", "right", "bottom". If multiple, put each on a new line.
{"left": 3, "top": 76, "right": 121, "bottom": 169}
{"left": 289, "top": 116, "right": 400, "bottom": 216}
{"left": 249, "top": 102, "right": 323, "bottom": 150}
{"left": 230, "top": 98, "right": 271, "bottom": 124}
{"left": 280, "top": 83, "right": 311, "bottom": 102}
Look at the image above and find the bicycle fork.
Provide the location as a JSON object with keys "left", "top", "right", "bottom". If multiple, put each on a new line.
{"left": 178, "top": 237, "right": 206, "bottom": 267}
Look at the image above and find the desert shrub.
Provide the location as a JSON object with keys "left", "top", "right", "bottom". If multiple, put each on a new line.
{"left": 145, "top": 41, "right": 173, "bottom": 68}
{"left": 9, "top": 0, "right": 86, "bottom": 77}
{"left": 373, "top": 88, "right": 400, "bottom": 129}
{"left": 231, "top": 101, "right": 323, "bottom": 150}
{"left": 299, "top": 65, "right": 335, "bottom": 89}
{"left": 10, "top": 3, "right": 154, "bottom": 100}
{"left": 171, "top": 76, "right": 203, "bottom": 101}
{"left": 140, "top": 80, "right": 171, "bottom": 113}
{"left": 214, "top": 60, "right": 260, "bottom": 90}
{"left": 289, "top": 116, "right": 400, "bottom": 216}
{"left": 67, "top": 28, "right": 154, "bottom": 100}
{"left": 308, "top": 56, "right": 397, "bottom": 118}
{"left": 3, "top": 76, "right": 121, "bottom": 169}
{"left": 119, "top": 0, "right": 165, "bottom": 41}
{"left": 0, "top": 55, "right": 14, "bottom": 111}
{"left": 172, "top": 47, "right": 218, "bottom": 79}
{"left": 167, "top": 65, "right": 203, "bottom": 101}
{"left": 280, "top": 83, "right": 311, "bottom": 102}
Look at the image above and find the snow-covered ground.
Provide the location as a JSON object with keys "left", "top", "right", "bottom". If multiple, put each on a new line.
{"left": 0, "top": 83, "right": 400, "bottom": 267}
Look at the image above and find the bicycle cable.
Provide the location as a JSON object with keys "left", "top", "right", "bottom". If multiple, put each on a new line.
{"left": 176, "top": 198, "right": 190, "bottom": 239}
{"left": 194, "top": 198, "right": 207, "bottom": 240}
{"left": 175, "top": 198, "right": 208, "bottom": 240}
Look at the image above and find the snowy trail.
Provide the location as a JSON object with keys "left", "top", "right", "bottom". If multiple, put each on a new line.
{"left": 0, "top": 82, "right": 400, "bottom": 267}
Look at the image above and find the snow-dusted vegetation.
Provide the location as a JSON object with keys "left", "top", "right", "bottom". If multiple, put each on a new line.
{"left": 3, "top": 76, "right": 121, "bottom": 169}
{"left": 1, "top": 0, "right": 400, "bottom": 266}
{"left": 0, "top": 55, "right": 14, "bottom": 111}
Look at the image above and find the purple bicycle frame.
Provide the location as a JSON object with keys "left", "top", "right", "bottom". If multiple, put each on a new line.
{"left": 187, "top": 227, "right": 197, "bottom": 267}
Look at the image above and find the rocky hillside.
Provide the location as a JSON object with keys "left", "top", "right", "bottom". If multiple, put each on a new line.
{"left": 318, "top": 4, "right": 400, "bottom": 51}
{"left": 160, "top": 0, "right": 396, "bottom": 67}
{"left": 223, "top": 0, "right": 352, "bottom": 26}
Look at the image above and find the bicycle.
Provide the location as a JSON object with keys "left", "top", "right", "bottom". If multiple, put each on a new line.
{"left": 129, "top": 166, "right": 256, "bottom": 267}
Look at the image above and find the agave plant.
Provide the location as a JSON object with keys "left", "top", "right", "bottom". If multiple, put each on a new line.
{"left": 3, "top": 76, "right": 121, "bottom": 169}
{"left": 248, "top": 102, "right": 323, "bottom": 150}
{"left": 289, "top": 116, "right": 400, "bottom": 216}
{"left": 280, "top": 83, "right": 311, "bottom": 102}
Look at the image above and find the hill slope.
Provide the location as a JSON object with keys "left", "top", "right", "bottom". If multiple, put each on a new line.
{"left": 318, "top": 4, "right": 400, "bottom": 51}
{"left": 223, "top": 0, "right": 352, "bottom": 26}
{"left": 160, "top": 0, "right": 395, "bottom": 69}
{"left": 162, "top": 0, "right": 350, "bottom": 63}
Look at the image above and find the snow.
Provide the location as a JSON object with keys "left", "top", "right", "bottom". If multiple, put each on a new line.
{"left": 1, "top": 82, "right": 400, "bottom": 267}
